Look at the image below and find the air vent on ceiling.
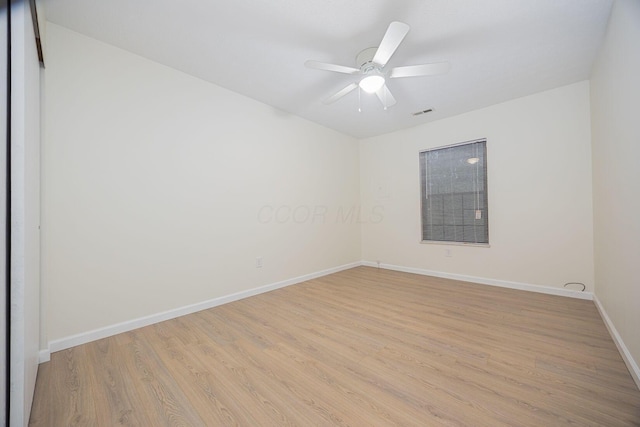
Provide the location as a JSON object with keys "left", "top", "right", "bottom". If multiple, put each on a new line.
{"left": 412, "top": 108, "right": 433, "bottom": 117}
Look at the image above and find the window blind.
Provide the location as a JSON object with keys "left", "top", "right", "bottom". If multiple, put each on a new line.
{"left": 420, "top": 139, "right": 488, "bottom": 244}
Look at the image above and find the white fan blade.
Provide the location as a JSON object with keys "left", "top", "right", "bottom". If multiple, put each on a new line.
{"left": 389, "top": 62, "right": 451, "bottom": 78}
{"left": 372, "top": 21, "right": 410, "bottom": 67}
{"left": 375, "top": 85, "right": 397, "bottom": 109}
{"left": 323, "top": 83, "right": 358, "bottom": 104}
{"left": 305, "top": 60, "right": 360, "bottom": 75}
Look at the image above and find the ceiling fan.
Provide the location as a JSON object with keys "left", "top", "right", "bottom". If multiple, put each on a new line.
{"left": 305, "top": 21, "right": 450, "bottom": 109}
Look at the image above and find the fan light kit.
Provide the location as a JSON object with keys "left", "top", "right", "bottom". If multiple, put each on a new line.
{"left": 305, "top": 21, "right": 450, "bottom": 109}
{"left": 359, "top": 74, "right": 385, "bottom": 93}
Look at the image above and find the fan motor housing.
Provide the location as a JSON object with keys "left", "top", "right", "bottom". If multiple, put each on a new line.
{"left": 356, "top": 47, "right": 379, "bottom": 71}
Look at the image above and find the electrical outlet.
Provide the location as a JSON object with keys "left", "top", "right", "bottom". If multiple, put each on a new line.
{"left": 445, "top": 249, "right": 452, "bottom": 257}
{"left": 256, "top": 256, "right": 263, "bottom": 268}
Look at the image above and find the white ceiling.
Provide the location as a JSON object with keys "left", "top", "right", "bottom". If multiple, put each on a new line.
{"left": 44, "top": 0, "right": 612, "bottom": 139}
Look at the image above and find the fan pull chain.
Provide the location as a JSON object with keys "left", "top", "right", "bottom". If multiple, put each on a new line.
{"left": 383, "top": 87, "right": 387, "bottom": 111}
{"left": 358, "top": 87, "right": 362, "bottom": 113}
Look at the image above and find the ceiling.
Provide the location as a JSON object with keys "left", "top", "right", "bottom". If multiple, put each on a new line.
{"left": 44, "top": 0, "right": 613, "bottom": 139}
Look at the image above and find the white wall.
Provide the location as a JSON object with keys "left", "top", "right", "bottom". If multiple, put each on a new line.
{"left": 590, "top": 0, "right": 640, "bottom": 378}
{"left": 0, "top": 6, "right": 7, "bottom": 426}
{"left": 10, "top": 1, "right": 42, "bottom": 426}
{"left": 42, "top": 24, "right": 361, "bottom": 343}
{"left": 360, "top": 81, "right": 594, "bottom": 291}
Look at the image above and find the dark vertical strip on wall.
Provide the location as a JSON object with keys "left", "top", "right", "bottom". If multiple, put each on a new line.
{"left": 3, "top": 0, "right": 11, "bottom": 424}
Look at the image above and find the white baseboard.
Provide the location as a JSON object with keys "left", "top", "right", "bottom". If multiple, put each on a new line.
{"left": 41, "top": 260, "right": 598, "bottom": 361}
{"left": 361, "top": 261, "right": 593, "bottom": 300}
{"left": 38, "top": 349, "right": 50, "bottom": 364}
{"left": 593, "top": 295, "right": 640, "bottom": 390}
{"left": 41, "top": 260, "right": 639, "bottom": 392}
{"left": 44, "top": 261, "right": 361, "bottom": 357}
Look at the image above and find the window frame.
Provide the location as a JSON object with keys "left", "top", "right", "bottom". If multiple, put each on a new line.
{"left": 419, "top": 138, "right": 490, "bottom": 247}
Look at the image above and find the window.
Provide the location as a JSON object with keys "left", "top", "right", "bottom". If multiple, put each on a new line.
{"left": 420, "top": 139, "right": 488, "bottom": 244}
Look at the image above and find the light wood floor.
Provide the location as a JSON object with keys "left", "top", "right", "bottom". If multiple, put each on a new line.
{"left": 30, "top": 267, "right": 640, "bottom": 426}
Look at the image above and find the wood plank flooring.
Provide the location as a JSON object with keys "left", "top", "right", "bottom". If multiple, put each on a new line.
{"left": 29, "top": 267, "right": 640, "bottom": 426}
